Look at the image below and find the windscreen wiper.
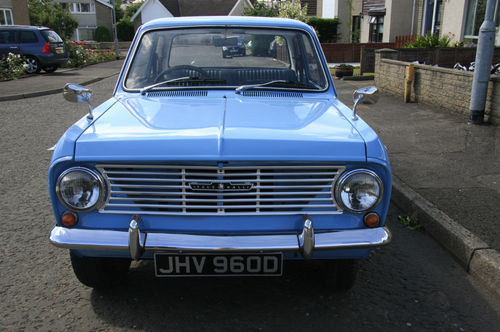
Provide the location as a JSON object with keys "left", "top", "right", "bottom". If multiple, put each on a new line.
{"left": 140, "top": 77, "right": 226, "bottom": 95}
{"left": 234, "top": 80, "right": 317, "bottom": 94}
{"left": 141, "top": 76, "right": 193, "bottom": 95}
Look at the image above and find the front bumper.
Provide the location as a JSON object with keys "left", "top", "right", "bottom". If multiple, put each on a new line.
{"left": 50, "top": 215, "right": 391, "bottom": 260}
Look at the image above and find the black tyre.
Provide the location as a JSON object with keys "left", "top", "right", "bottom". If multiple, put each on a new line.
{"left": 43, "top": 66, "right": 58, "bottom": 73}
{"left": 24, "top": 56, "right": 41, "bottom": 74}
{"left": 70, "top": 251, "right": 131, "bottom": 288}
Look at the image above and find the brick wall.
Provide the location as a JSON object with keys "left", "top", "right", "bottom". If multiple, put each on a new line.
{"left": 374, "top": 50, "right": 500, "bottom": 125}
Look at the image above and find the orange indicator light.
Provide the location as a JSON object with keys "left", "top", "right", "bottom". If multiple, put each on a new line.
{"left": 364, "top": 212, "right": 380, "bottom": 228}
{"left": 61, "top": 211, "right": 78, "bottom": 227}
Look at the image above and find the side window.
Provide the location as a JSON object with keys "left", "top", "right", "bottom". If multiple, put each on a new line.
{"left": 301, "top": 35, "right": 325, "bottom": 87}
{"left": 0, "top": 30, "right": 16, "bottom": 44}
{"left": 19, "top": 31, "right": 38, "bottom": 43}
{"left": 125, "top": 33, "right": 156, "bottom": 88}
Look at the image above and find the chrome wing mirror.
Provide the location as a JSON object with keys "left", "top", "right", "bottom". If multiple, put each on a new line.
{"left": 352, "top": 86, "right": 379, "bottom": 121}
{"left": 63, "top": 83, "right": 94, "bottom": 120}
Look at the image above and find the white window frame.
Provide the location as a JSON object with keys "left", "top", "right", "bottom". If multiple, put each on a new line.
{"left": 464, "top": 0, "right": 500, "bottom": 40}
{"left": 0, "top": 8, "right": 14, "bottom": 25}
{"left": 70, "top": 2, "right": 96, "bottom": 14}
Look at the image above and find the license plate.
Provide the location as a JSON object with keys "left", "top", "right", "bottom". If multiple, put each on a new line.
{"left": 154, "top": 252, "right": 283, "bottom": 277}
{"left": 56, "top": 48, "right": 63, "bottom": 54}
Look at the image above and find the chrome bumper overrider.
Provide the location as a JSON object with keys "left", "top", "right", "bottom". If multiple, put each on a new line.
{"left": 49, "top": 215, "right": 392, "bottom": 260}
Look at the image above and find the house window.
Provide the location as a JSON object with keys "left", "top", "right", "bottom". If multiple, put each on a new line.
{"left": 352, "top": 15, "right": 361, "bottom": 43}
{"left": 369, "top": 15, "right": 384, "bottom": 42}
{"left": 422, "top": 0, "right": 443, "bottom": 35}
{"left": 464, "top": 0, "right": 500, "bottom": 40}
{"left": 0, "top": 8, "right": 14, "bottom": 25}
{"left": 70, "top": 2, "right": 96, "bottom": 14}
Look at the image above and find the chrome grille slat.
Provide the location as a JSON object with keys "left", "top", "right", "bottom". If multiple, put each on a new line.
{"left": 106, "top": 203, "right": 337, "bottom": 209}
{"left": 110, "top": 190, "right": 332, "bottom": 196}
{"left": 109, "top": 197, "right": 332, "bottom": 202}
{"left": 107, "top": 177, "right": 335, "bottom": 183}
{"left": 109, "top": 184, "right": 332, "bottom": 189}
{"left": 105, "top": 171, "right": 339, "bottom": 177}
{"left": 98, "top": 164, "right": 345, "bottom": 216}
{"left": 99, "top": 210, "right": 341, "bottom": 216}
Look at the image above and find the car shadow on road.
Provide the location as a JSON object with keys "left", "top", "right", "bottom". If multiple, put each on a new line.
{"left": 89, "top": 260, "right": 357, "bottom": 330}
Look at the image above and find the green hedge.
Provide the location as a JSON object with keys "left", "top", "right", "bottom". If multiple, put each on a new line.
{"left": 117, "top": 18, "right": 135, "bottom": 41}
{"left": 95, "top": 26, "right": 112, "bottom": 42}
{"left": 307, "top": 17, "right": 339, "bottom": 43}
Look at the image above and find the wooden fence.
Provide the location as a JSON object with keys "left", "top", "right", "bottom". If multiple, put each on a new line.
{"left": 320, "top": 42, "right": 395, "bottom": 64}
{"left": 391, "top": 47, "right": 500, "bottom": 68}
{"left": 395, "top": 35, "right": 416, "bottom": 48}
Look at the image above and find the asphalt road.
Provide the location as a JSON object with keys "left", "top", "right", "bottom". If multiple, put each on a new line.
{"left": 0, "top": 76, "right": 499, "bottom": 331}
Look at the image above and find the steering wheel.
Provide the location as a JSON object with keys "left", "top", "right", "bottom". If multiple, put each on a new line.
{"left": 154, "top": 65, "right": 208, "bottom": 82}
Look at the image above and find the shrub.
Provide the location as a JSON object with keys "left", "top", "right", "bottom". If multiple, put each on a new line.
{"left": 64, "top": 41, "right": 116, "bottom": 67}
{"left": 404, "top": 33, "right": 451, "bottom": 48}
{"left": 117, "top": 18, "right": 135, "bottom": 41}
{"left": 0, "top": 53, "right": 27, "bottom": 80}
{"left": 307, "top": 17, "right": 339, "bottom": 43}
{"left": 95, "top": 26, "right": 112, "bottom": 42}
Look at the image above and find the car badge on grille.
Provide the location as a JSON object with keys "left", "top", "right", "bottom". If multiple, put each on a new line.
{"left": 189, "top": 182, "right": 254, "bottom": 192}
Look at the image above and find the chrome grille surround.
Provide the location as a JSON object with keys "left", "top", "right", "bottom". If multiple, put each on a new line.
{"left": 97, "top": 164, "right": 345, "bottom": 216}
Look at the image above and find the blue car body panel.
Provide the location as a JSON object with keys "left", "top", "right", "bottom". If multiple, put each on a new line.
{"left": 49, "top": 16, "right": 391, "bottom": 264}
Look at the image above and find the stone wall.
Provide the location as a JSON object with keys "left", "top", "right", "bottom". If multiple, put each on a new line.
{"left": 375, "top": 49, "right": 500, "bottom": 125}
{"left": 491, "top": 79, "right": 500, "bottom": 125}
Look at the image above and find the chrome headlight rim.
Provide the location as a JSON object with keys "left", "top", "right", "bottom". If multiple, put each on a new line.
{"left": 333, "top": 169, "right": 384, "bottom": 214}
{"left": 56, "top": 166, "right": 105, "bottom": 212}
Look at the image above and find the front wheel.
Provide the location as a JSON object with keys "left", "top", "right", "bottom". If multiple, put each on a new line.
{"left": 24, "top": 56, "right": 41, "bottom": 74}
{"left": 70, "top": 251, "right": 131, "bottom": 288}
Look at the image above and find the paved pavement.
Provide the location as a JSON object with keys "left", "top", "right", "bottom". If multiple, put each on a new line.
{"left": 335, "top": 78, "right": 500, "bottom": 299}
{"left": 1, "top": 61, "right": 499, "bottom": 299}
{"left": 0, "top": 60, "right": 124, "bottom": 101}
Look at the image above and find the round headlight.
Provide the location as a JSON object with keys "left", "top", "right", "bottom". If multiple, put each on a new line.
{"left": 56, "top": 167, "right": 105, "bottom": 212}
{"left": 334, "top": 169, "right": 383, "bottom": 213}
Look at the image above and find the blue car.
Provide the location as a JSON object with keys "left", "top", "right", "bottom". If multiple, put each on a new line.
{"left": 49, "top": 16, "right": 392, "bottom": 290}
{"left": 0, "top": 25, "right": 68, "bottom": 73}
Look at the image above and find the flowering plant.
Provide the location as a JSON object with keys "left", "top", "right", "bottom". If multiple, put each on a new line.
{"left": 0, "top": 53, "right": 27, "bottom": 80}
{"left": 65, "top": 41, "right": 116, "bottom": 68}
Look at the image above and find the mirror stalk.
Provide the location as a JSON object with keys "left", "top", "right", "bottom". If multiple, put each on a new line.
{"left": 63, "top": 83, "right": 94, "bottom": 120}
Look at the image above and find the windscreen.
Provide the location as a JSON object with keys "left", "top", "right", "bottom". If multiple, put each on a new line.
{"left": 125, "top": 27, "right": 328, "bottom": 91}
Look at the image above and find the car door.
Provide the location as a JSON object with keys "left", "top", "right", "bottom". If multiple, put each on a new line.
{"left": 18, "top": 30, "right": 41, "bottom": 56}
{"left": 0, "top": 29, "right": 19, "bottom": 58}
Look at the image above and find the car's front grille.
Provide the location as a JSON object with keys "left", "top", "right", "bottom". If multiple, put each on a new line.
{"left": 97, "top": 164, "right": 344, "bottom": 216}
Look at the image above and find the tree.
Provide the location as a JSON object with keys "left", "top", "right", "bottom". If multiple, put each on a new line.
{"left": 28, "top": 0, "right": 78, "bottom": 40}
{"left": 277, "top": 0, "right": 307, "bottom": 22}
{"left": 114, "top": 0, "right": 124, "bottom": 22}
{"left": 243, "top": 1, "right": 278, "bottom": 17}
{"left": 124, "top": 0, "right": 143, "bottom": 18}
{"left": 115, "top": 1, "right": 144, "bottom": 41}
{"left": 243, "top": 1, "right": 307, "bottom": 22}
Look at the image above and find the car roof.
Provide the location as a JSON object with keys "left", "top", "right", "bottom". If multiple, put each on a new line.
{"left": 139, "top": 16, "right": 314, "bottom": 34}
{"left": 0, "top": 25, "right": 50, "bottom": 31}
